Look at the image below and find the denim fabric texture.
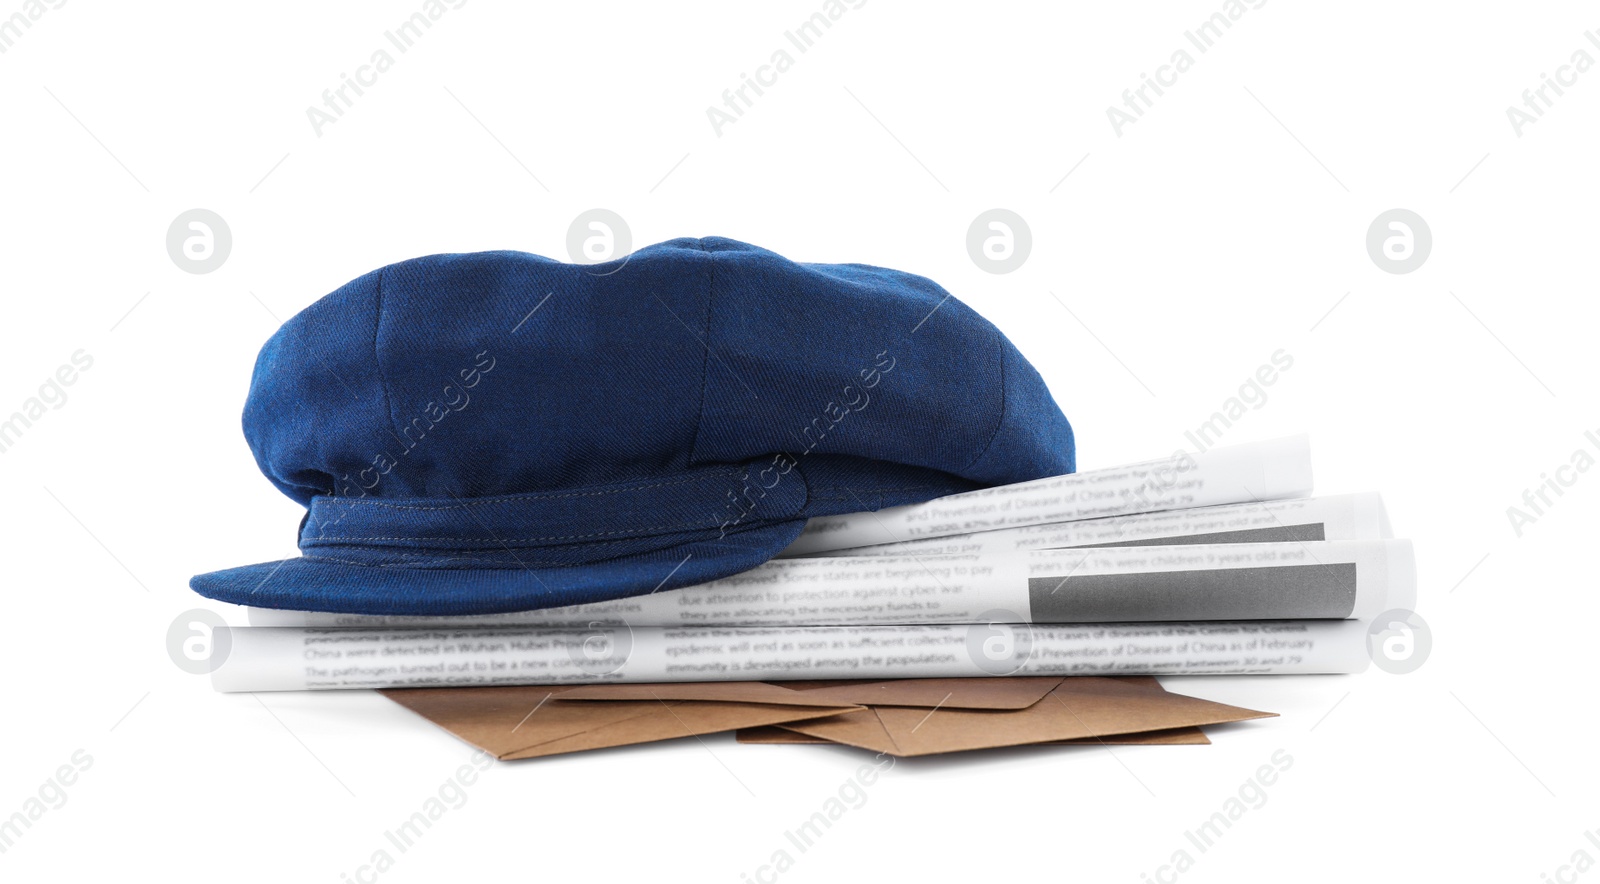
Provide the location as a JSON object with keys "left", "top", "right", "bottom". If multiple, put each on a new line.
{"left": 189, "top": 237, "right": 1076, "bottom": 615}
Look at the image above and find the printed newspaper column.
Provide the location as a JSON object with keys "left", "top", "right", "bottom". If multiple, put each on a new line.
{"left": 779, "top": 436, "right": 1314, "bottom": 555}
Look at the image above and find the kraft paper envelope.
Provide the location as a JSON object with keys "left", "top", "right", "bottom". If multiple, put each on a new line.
{"left": 777, "top": 677, "right": 1274, "bottom": 756}
{"left": 746, "top": 677, "right": 1066, "bottom": 709}
{"left": 738, "top": 678, "right": 1211, "bottom": 746}
{"left": 380, "top": 683, "right": 863, "bottom": 761}
{"left": 738, "top": 724, "right": 1211, "bottom": 746}
{"left": 382, "top": 677, "right": 1273, "bottom": 760}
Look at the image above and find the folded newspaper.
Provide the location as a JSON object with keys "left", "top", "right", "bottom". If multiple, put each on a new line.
{"left": 213, "top": 436, "right": 1414, "bottom": 692}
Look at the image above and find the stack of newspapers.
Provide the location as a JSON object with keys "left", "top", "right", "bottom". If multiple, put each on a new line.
{"left": 214, "top": 436, "right": 1415, "bottom": 691}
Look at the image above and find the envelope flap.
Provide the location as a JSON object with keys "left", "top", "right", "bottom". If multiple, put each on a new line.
{"left": 382, "top": 685, "right": 862, "bottom": 760}
{"left": 737, "top": 724, "right": 1211, "bottom": 746}
{"left": 869, "top": 677, "right": 1275, "bottom": 756}
{"left": 499, "top": 701, "right": 863, "bottom": 760}
{"left": 780, "top": 708, "right": 901, "bottom": 754}
{"left": 786, "top": 677, "right": 1065, "bottom": 709}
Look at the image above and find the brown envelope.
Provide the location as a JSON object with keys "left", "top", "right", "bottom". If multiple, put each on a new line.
{"left": 736, "top": 724, "right": 1211, "bottom": 746}
{"left": 737, "top": 678, "right": 1211, "bottom": 747}
{"left": 381, "top": 676, "right": 1273, "bottom": 760}
{"left": 773, "top": 676, "right": 1065, "bottom": 709}
{"left": 778, "top": 677, "right": 1274, "bottom": 756}
{"left": 380, "top": 684, "right": 863, "bottom": 760}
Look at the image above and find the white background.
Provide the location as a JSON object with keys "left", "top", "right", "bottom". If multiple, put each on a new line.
{"left": 2, "top": 2, "right": 1596, "bottom": 881}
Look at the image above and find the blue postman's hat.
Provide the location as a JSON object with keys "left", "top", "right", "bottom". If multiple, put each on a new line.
{"left": 190, "top": 237, "right": 1075, "bottom": 615}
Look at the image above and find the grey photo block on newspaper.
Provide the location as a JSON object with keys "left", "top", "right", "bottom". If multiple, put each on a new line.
{"left": 1076, "top": 523, "right": 1326, "bottom": 548}
{"left": 1028, "top": 563, "right": 1358, "bottom": 622}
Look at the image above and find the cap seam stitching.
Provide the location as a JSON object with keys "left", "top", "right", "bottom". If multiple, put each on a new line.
{"left": 959, "top": 333, "right": 1008, "bottom": 473}
{"left": 302, "top": 548, "right": 652, "bottom": 562}
{"left": 294, "top": 552, "right": 746, "bottom": 572}
{"left": 301, "top": 523, "right": 721, "bottom": 543}
{"left": 372, "top": 265, "right": 404, "bottom": 448}
{"left": 809, "top": 484, "right": 934, "bottom": 495}
{"left": 298, "top": 515, "right": 800, "bottom": 556}
{"left": 793, "top": 460, "right": 813, "bottom": 515}
{"left": 310, "top": 470, "right": 736, "bottom": 511}
{"left": 686, "top": 239, "right": 715, "bottom": 465}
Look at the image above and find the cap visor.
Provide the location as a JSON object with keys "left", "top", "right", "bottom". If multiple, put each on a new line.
{"left": 190, "top": 518, "right": 807, "bottom": 616}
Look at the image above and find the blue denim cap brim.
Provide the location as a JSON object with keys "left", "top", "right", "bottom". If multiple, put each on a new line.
{"left": 190, "top": 517, "right": 807, "bottom": 616}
